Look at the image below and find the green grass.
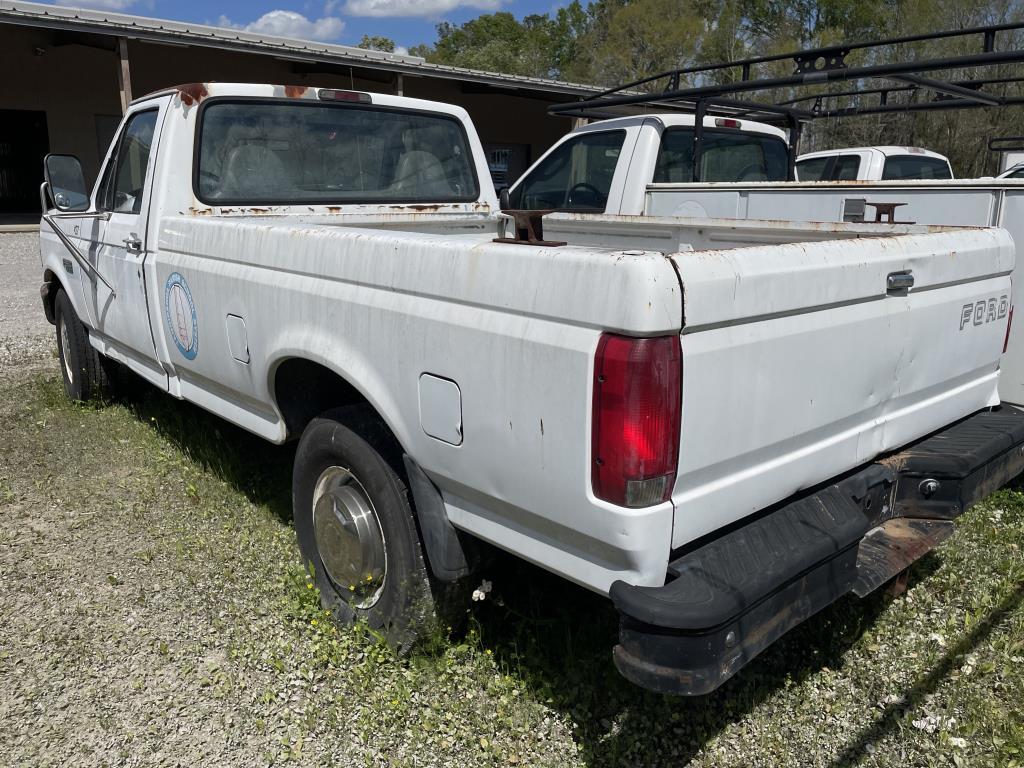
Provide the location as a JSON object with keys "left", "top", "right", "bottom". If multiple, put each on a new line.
{"left": 1, "top": 370, "right": 1023, "bottom": 767}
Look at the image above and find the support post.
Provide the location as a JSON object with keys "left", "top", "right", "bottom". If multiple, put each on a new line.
{"left": 395, "top": 73, "right": 404, "bottom": 96}
{"left": 117, "top": 37, "right": 133, "bottom": 113}
{"left": 691, "top": 99, "right": 707, "bottom": 182}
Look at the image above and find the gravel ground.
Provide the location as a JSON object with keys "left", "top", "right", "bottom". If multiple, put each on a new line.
{"left": 0, "top": 233, "right": 54, "bottom": 370}
{"left": 0, "top": 233, "right": 1022, "bottom": 766}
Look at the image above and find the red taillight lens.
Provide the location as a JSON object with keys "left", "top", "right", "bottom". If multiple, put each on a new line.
{"left": 1004, "top": 305, "right": 1014, "bottom": 354}
{"left": 592, "top": 334, "right": 682, "bottom": 508}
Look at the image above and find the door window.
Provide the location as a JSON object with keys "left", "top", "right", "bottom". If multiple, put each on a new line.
{"left": 99, "top": 110, "right": 158, "bottom": 214}
{"left": 796, "top": 154, "right": 861, "bottom": 181}
{"left": 796, "top": 157, "right": 829, "bottom": 181}
{"left": 508, "top": 130, "right": 625, "bottom": 210}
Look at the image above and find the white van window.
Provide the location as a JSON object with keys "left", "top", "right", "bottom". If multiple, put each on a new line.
{"left": 796, "top": 154, "right": 860, "bottom": 181}
{"left": 881, "top": 156, "right": 952, "bottom": 180}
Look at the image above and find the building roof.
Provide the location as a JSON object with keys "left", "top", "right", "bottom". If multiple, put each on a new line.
{"left": 0, "top": 0, "right": 604, "bottom": 97}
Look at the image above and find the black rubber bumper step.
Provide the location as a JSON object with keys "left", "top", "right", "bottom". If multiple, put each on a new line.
{"left": 611, "top": 406, "right": 1024, "bottom": 696}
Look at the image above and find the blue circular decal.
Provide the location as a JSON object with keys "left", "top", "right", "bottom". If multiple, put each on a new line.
{"left": 164, "top": 272, "right": 199, "bottom": 360}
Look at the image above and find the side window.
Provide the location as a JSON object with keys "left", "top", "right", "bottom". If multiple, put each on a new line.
{"left": 882, "top": 156, "right": 952, "bottom": 180}
{"left": 99, "top": 110, "right": 158, "bottom": 214}
{"left": 1010, "top": 167, "right": 1024, "bottom": 179}
{"left": 796, "top": 157, "right": 829, "bottom": 181}
{"left": 509, "top": 130, "right": 625, "bottom": 211}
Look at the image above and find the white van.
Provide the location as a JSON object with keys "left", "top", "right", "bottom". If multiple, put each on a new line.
{"left": 796, "top": 146, "right": 954, "bottom": 181}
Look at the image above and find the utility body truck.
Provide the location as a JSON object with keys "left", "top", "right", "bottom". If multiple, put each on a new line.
{"left": 39, "top": 83, "right": 1024, "bottom": 695}
{"left": 510, "top": 114, "right": 1024, "bottom": 407}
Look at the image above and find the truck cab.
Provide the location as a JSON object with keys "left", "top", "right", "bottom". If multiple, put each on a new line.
{"left": 506, "top": 114, "right": 791, "bottom": 213}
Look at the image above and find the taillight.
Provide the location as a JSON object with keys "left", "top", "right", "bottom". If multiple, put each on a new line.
{"left": 317, "top": 89, "right": 372, "bottom": 103}
{"left": 1005, "top": 305, "right": 1014, "bottom": 354}
{"left": 592, "top": 334, "right": 681, "bottom": 508}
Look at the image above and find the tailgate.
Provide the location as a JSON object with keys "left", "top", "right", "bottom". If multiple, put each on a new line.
{"left": 669, "top": 227, "right": 1015, "bottom": 550}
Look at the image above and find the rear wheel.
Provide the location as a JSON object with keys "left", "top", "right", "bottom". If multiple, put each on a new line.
{"left": 293, "top": 405, "right": 432, "bottom": 651}
{"left": 54, "top": 289, "right": 108, "bottom": 402}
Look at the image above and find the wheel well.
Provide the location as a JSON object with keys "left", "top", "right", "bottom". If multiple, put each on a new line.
{"left": 273, "top": 358, "right": 372, "bottom": 440}
{"left": 41, "top": 269, "right": 62, "bottom": 325}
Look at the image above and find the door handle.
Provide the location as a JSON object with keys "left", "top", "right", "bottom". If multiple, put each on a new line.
{"left": 887, "top": 271, "right": 914, "bottom": 292}
{"left": 123, "top": 236, "right": 143, "bottom": 253}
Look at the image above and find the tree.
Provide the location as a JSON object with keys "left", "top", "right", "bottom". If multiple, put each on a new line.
{"left": 413, "top": 4, "right": 589, "bottom": 80}
{"left": 358, "top": 34, "right": 396, "bottom": 52}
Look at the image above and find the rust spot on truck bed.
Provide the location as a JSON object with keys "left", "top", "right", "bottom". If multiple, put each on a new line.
{"left": 284, "top": 85, "right": 309, "bottom": 98}
{"left": 178, "top": 83, "right": 209, "bottom": 106}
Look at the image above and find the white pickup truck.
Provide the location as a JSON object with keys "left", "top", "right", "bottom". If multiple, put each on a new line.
{"left": 39, "top": 83, "right": 1024, "bottom": 696}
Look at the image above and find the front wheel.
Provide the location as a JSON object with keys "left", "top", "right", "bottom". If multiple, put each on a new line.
{"left": 54, "top": 289, "right": 108, "bottom": 402}
{"left": 293, "top": 406, "right": 432, "bottom": 651}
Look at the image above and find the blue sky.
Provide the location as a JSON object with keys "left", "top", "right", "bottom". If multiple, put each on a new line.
{"left": 50, "top": 0, "right": 569, "bottom": 53}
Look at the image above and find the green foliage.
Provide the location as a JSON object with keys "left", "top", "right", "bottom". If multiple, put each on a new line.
{"left": 410, "top": 0, "right": 1024, "bottom": 177}
{"left": 357, "top": 34, "right": 396, "bottom": 53}
{"left": 415, "top": 3, "right": 589, "bottom": 79}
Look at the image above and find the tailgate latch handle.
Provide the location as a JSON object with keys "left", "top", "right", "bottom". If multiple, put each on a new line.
{"left": 887, "top": 271, "right": 914, "bottom": 293}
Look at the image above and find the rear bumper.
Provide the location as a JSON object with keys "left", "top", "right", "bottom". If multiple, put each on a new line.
{"left": 611, "top": 407, "right": 1024, "bottom": 696}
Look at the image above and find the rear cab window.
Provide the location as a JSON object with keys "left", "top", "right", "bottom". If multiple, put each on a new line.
{"left": 654, "top": 127, "right": 789, "bottom": 183}
{"left": 195, "top": 100, "right": 479, "bottom": 205}
{"left": 881, "top": 155, "right": 952, "bottom": 180}
{"left": 508, "top": 130, "right": 625, "bottom": 211}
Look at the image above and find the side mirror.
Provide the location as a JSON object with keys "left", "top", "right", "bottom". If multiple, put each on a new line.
{"left": 498, "top": 186, "right": 510, "bottom": 211}
{"left": 44, "top": 154, "right": 89, "bottom": 212}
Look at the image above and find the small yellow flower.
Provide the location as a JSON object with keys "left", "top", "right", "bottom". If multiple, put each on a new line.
{"left": 311, "top": 619, "right": 318, "bottom": 626}
{"left": 306, "top": 583, "right": 313, "bottom": 590}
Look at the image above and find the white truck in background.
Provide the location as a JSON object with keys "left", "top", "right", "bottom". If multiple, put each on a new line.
{"left": 795, "top": 146, "right": 954, "bottom": 181}
{"left": 38, "top": 84, "right": 1024, "bottom": 696}
{"left": 508, "top": 115, "right": 1024, "bottom": 405}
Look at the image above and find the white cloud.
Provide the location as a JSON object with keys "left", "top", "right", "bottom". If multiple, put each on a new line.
{"left": 53, "top": 0, "right": 137, "bottom": 10}
{"left": 217, "top": 10, "right": 344, "bottom": 42}
{"left": 394, "top": 45, "right": 409, "bottom": 55}
{"left": 343, "top": 0, "right": 501, "bottom": 17}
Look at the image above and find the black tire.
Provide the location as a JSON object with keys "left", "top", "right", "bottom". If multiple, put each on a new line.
{"left": 293, "top": 405, "right": 433, "bottom": 651}
{"left": 54, "top": 289, "right": 108, "bottom": 402}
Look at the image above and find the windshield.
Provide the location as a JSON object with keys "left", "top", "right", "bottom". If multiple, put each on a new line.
{"left": 653, "top": 127, "right": 790, "bottom": 183}
{"left": 881, "top": 155, "right": 952, "bottom": 180}
{"left": 196, "top": 101, "right": 479, "bottom": 205}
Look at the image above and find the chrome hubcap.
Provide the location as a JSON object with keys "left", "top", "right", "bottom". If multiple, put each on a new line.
{"left": 59, "top": 315, "right": 73, "bottom": 383}
{"left": 312, "top": 466, "right": 386, "bottom": 609}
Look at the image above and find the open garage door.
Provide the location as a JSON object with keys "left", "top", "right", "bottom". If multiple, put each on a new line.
{"left": 0, "top": 109, "right": 49, "bottom": 215}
